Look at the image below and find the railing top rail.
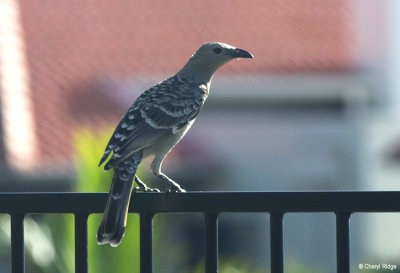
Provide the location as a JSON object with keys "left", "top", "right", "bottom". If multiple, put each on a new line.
{"left": 1, "top": 191, "right": 400, "bottom": 214}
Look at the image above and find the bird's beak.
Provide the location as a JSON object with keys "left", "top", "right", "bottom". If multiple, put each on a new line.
{"left": 231, "top": 48, "right": 254, "bottom": 58}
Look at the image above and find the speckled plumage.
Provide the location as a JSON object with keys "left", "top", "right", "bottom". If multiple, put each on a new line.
{"left": 97, "top": 42, "right": 253, "bottom": 246}
{"left": 98, "top": 75, "right": 208, "bottom": 171}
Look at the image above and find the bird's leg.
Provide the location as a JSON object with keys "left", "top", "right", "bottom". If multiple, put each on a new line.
{"left": 157, "top": 173, "right": 186, "bottom": 193}
{"left": 134, "top": 176, "right": 160, "bottom": 192}
{"left": 151, "top": 157, "right": 186, "bottom": 192}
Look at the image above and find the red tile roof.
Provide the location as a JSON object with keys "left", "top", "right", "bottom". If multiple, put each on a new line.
{"left": 4, "top": 0, "right": 355, "bottom": 169}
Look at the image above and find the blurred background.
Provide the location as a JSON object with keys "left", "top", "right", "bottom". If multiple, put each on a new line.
{"left": 1, "top": 0, "right": 400, "bottom": 272}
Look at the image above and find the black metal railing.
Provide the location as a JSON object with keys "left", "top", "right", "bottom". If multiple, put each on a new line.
{"left": 1, "top": 191, "right": 400, "bottom": 273}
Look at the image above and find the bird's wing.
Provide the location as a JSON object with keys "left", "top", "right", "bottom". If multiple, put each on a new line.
{"left": 99, "top": 76, "right": 208, "bottom": 170}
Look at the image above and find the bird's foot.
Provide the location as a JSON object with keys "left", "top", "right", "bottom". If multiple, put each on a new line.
{"left": 134, "top": 185, "right": 160, "bottom": 192}
{"left": 134, "top": 176, "right": 160, "bottom": 192}
{"left": 166, "top": 184, "right": 186, "bottom": 193}
{"left": 157, "top": 173, "right": 186, "bottom": 192}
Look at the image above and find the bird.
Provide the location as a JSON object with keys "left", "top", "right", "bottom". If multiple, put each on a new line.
{"left": 97, "top": 42, "right": 253, "bottom": 246}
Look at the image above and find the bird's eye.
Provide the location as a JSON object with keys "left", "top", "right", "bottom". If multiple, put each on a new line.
{"left": 213, "top": 48, "right": 222, "bottom": 54}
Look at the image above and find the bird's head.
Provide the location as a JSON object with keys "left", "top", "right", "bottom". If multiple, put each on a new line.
{"left": 178, "top": 42, "right": 253, "bottom": 83}
{"left": 192, "top": 42, "right": 253, "bottom": 65}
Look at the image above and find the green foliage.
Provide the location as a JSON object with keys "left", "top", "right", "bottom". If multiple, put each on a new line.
{"left": 218, "top": 257, "right": 265, "bottom": 273}
{"left": 75, "top": 128, "right": 143, "bottom": 273}
{"left": 25, "top": 128, "right": 145, "bottom": 273}
{"left": 178, "top": 257, "right": 261, "bottom": 273}
{"left": 74, "top": 128, "right": 114, "bottom": 193}
{"left": 182, "top": 257, "right": 326, "bottom": 273}
{"left": 285, "top": 260, "right": 325, "bottom": 273}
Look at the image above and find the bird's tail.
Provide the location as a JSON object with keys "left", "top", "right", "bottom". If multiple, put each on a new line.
{"left": 97, "top": 153, "right": 141, "bottom": 247}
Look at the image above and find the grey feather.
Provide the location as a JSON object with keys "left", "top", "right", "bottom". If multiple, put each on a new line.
{"left": 97, "top": 42, "right": 253, "bottom": 246}
{"left": 99, "top": 76, "right": 208, "bottom": 170}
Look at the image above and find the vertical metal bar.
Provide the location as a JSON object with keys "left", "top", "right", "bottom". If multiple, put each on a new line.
{"left": 336, "top": 212, "right": 350, "bottom": 273}
{"left": 270, "top": 212, "right": 284, "bottom": 273}
{"left": 75, "top": 213, "right": 88, "bottom": 273}
{"left": 11, "top": 214, "right": 25, "bottom": 273}
{"left": 204, "top": 213, "right": 219, "bottom": 273}
{"left": 140, "top": 213, "right": 154, "bottom": 273}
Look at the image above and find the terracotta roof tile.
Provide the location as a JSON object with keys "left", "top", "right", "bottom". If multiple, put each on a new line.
{"left": 5, "top": 0, "right": 355, "bottom": 168}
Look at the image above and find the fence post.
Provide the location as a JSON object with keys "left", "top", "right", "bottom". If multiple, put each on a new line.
{"left": 336, "top": 212, "right": 351, "bottom": 273}
{"left": 11, "top": 214, "right": 25, "bottom": 273}
{"left": 75, "top": 213, "right": 88, "bottom": 273}
{"left": 204, "top": 213, "right": 219, "bottom": 273}
{"left": 140, "top": 212, "right": 154, "bottom": 273}
{"left": 270, "top": 212, "right": 284, "bottom": 273}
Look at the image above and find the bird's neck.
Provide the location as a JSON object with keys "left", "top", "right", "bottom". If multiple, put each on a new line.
{"left": 177, "top": 61, "right": 219, "bottom": 85}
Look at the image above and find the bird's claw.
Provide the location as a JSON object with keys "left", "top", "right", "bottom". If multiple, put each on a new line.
{"left": 134, "top": 185, "right": 160, "bottom": 192}
{"left": 134, "top": 176, "right": 160, "bottom": 192}
{"left": 166, "top": 185, "right": 186, "bottom": 193}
